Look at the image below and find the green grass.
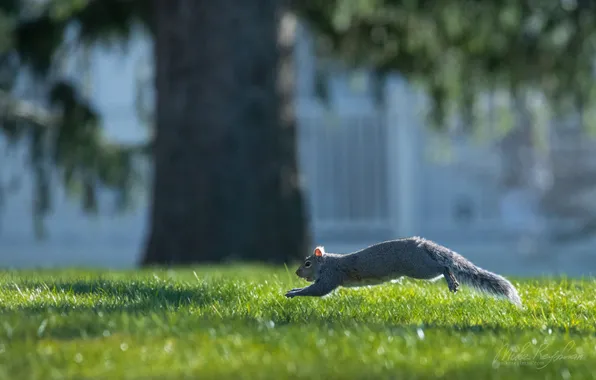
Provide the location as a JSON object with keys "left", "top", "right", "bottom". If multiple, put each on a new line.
{"left": 0, "top": 265, "right": 595, "bottom": 379}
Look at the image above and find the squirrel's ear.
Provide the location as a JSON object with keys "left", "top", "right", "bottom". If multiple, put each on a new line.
{"left": 314, "top": 246, "right": 325, "bottom": 257}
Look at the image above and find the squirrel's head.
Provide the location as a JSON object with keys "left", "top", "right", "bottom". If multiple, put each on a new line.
{"left": 295, "top": 246, "right": 325, "bottom": 282}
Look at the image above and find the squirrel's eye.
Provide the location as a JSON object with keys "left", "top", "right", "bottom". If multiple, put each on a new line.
{"left": 304, "top": 261, "right": 311, "bottom": 268}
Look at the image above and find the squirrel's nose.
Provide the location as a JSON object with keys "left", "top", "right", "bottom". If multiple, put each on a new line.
{"left": 295, "top": 269, "right": 300, "bottom": 275}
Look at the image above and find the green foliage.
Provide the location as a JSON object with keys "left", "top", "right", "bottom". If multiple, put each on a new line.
{"left": 0, "top": 266, "right": 594, "bottom": 379}
{"left": 296, "top": 0, "right": 596, "bottom": 131}
{"left": 0, "top": 0, "right": 150, "bottom": 235}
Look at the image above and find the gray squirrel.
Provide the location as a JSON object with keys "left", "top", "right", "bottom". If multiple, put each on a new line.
{"left": 285, "top": 236, "right": 522, "bottom": 307}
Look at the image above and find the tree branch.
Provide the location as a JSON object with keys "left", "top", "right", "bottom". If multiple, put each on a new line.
{"left": 0, "top": 90, "right": 58, "bottom": 127}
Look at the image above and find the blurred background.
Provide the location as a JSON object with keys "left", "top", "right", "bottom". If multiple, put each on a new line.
{"left": 1, "top": 1, "right": 596, "bottom": 276}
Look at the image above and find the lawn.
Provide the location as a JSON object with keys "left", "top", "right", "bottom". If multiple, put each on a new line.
{"left": 0, "top": 265, "right": 594, "bottom": 379}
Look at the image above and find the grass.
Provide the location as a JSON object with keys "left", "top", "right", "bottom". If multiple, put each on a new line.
{"left": 0, "top": 265, "right": 594, "bottom": 379}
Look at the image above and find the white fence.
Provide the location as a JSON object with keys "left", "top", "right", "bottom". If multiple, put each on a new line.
{"left": 297, "top": 109, "right": 390, "bottom": 234}
{"left": 294, "top": 80, "right": 546, "bottom": 248}
{"left": 294, "top": 78, "right": 518, "bottom": 246}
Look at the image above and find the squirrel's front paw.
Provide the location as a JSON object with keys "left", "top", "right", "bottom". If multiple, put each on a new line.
{"left": 285, "top": 289, "right": 301, "bottom": 298}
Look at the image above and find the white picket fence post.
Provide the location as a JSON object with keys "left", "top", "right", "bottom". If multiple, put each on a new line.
{"left": 384, "top": 75, "right": 422, "bottom": 239}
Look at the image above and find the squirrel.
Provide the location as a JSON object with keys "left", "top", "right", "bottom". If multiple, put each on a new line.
{"left": 285, "top": 236, "right": 522, "bottom": 307}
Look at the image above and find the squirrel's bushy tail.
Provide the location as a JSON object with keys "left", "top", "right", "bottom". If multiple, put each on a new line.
{"left": 448, "top": 259, "right": 522, "bottom": 307}
{"left": 420, "top": 240, "right": 522, "bottom": 307}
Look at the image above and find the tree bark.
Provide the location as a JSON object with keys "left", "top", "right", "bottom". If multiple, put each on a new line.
{"left": 142, "top": 0, "right": 309, "bottom": 265}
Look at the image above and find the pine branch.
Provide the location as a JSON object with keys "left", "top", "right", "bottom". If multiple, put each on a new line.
{"left": 0, "top": 89, "right": 151, "bottom": 153}
{"left": 0, "top": 89, "right": 57, "bottom": 127}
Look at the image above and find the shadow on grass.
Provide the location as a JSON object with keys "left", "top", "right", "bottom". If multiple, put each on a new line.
{"left": 0, "top": 279, "right": 223, "bottom": 312}
{"left": 0, "top": 278, "right": 229, "bottom": 340}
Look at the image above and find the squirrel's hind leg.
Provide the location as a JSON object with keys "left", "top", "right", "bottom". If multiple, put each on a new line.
{"left": 443, "top": 268, "right": 460, "bottom": 293}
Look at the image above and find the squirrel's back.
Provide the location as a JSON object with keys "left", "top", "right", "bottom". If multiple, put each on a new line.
{"left": 337, "top": 237, "right": 446, "bottom": 281}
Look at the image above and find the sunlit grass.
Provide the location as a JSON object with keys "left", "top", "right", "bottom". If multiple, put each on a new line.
{"left": 0, "top": 266, "right": 595, "bottom": 379}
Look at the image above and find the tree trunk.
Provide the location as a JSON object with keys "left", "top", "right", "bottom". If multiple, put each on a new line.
{"left": 142, "top": 0, "right": 309, "bottom": 265}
